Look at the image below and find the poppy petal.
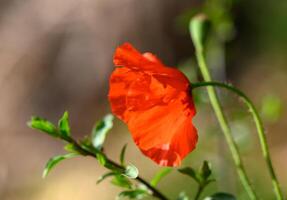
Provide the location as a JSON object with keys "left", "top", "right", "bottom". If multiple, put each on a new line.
{"left": 142, "top": 52, "right": 163, "bottom": 65}
{"left": 109, "top": 67, "right": 140, "bottom": 121}
{"left": 109, "top": 43, "right": 198, "bottom": 166}
{"left": 127, "top": 92, "right": 197, "bottom": 166}
{"left": 113, "top": 43, "right": 151, "bottom": 70}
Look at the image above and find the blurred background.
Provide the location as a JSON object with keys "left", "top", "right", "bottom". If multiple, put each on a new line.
{"left": 0, "top": 0, "right": 286, "bottom": 199}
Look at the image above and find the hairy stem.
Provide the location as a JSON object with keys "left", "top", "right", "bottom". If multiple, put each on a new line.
{"left": 65, "top": 137, "right": 169, "bottom": 200}
{"left": 194, "top": 49, "right": 258, "bottom": 200}
{"left": 192, "top": 81, "right": 284, "bottom": 200}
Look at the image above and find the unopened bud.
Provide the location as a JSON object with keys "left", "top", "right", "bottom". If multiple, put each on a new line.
{"left": 189, "top": 14, "right": 210, "bottom": 52}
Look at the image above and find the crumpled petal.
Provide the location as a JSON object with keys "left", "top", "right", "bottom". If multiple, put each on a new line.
{"left": 108, "top": 43, "right": 198, "bottom": 166}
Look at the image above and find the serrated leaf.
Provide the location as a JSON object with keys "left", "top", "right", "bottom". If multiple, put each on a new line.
{"left": 111, "top": 174, "right": 132, "bottom": 189}
{"left": 150, "top": 168, "right": 172, "bottom": 187}
{"left": 120, "top": 144, "right": 128, "bottom": 166}
{"left": 92, "top": 114, "right": 114, "bottom": 150}
{"left": 27, "top": 116, "right": 58, "bottom": 137}
{"left": 204, "top": 192, "right": 236, "bottom": 200}
{"left": 200, "top": 160, "right": 212, "bottom": 181}
{"left": 123, "top": 164, "right": 139, "bottom": 179}
{"left": 177, "top": 192, "right": 190, "bottom": 200}
{"left": 97, "top": 172, "right": 115, "bottom": 184}
{"left": 42, "top": 153, "right": 78, "bottom": 178}
{"left": 178, "top": 167, "right": 200, "bottom": 183}
{"left": 58, "top": 111, "right": 70, "bottom": 138}
{"left": 118, "top": 189, "right": 148, "bottom": 199}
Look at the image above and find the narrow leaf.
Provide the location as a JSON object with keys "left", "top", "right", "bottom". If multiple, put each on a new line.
{"left": 64, "top": 143, "right": 79, "bottom": 153}
{"left": 150, "top": 168, "right": 172, "bottom": 187}
{"left": 200, "top": 160, "right": 212, "bottom": 181}
{"left": 92, "top": 114, "right": 114, "bottom": 150}
{"left": 58, "top": 111, "right": 70, "bottom": 138}
{"left": 80, "top": 141, "right": 101, "bottom": 155}
{"left": 120, "top": 144, "right": 128, "bottom": 166}
{"left": 118, "top": 189, "right": 147, "bottom": 199}
{"left": 97, "top": 172, "right": 115, "bottom": 184}
{"left": 27, "top": 116, "right": 58, "bottom": 137}
{"left": 79, "top": 142, "right": 123, "bottom": 172}
{"left": 96, "top": 153, "right": 107, "bottom": 166}
{"left": 111, "top": 174, "right": 132, "bottom": 189}
{"left": 42, "top": 153, "right": 78, "bottom": 178}
{"left": 123, "top": 164, "right": 139, "bottom": 179}
{"left": 178, "top": 167, "right": 200, "bottom": 183}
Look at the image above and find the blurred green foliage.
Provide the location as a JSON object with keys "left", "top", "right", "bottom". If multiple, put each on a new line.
{"left": 260, "top": 94, "right": 283, "bottom": 123}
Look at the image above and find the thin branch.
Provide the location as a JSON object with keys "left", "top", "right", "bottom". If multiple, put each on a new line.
{"left": 65, "top": 137, "right": 169, "bottom": 200}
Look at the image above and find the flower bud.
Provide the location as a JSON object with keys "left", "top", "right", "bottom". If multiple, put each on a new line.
{"left": 189, "top": 14, "right": 210, "bottom": 52}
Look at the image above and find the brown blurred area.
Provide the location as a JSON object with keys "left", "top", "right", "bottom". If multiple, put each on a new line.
{"left": 0, "top": 0, "right": 196, "bottom": 199}
{"left": 0, "top": 0, "right": 287, "bottom": 199}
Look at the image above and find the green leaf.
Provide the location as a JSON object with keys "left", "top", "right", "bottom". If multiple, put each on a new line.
{"left": 111, "top": 174, "right": 132, "bottom": 189}
{"left": 42, "top": 153, "right": 78, "bottom": 178}
{"left": 204, "top": 192, "right": 236, "bottom": 200}
{"left": 80, "top": 136, "right": 92, "bottom": 146}
{"left": 118, "top": 189, "right": 148, "bottom": 199}
{"left": 58, "top": 111, "right": 71, "bottom": 138}
{"left": 27, "top": 116, "right": 58, "bottom": 137}
{"left": 105, "top": 162, "right": 123, "bottom": 173}
{"left": 123, "top": 164, "right": 139, "bottom": 179}
{"left": 79, "top": 141, "right": 101, "bottom": 155}
{"left": 92, "top": 114, "right": 114, "bottom": 150}
{"left": 97, "top": 172, "right": 115, "bottom": 184}
{"left": 79, "top": 140, "right": 123, "bottom": 172}
{"left": 64, "top": 143, "right": 79, "bottom": 153}
{"left": 120, "top": 144, "right": 128, "bottom": 166}
{"left": 178, "top": 167, "right": 200, "bottom": 183}
{"left": 177, "top": 192, "right": 190, "bottom": 200}
{"left": 150, "top": 168, "right": 172, "bottom": 187}
{"left": 96, "top": 153, "right": 107, "bottom": 166}
{"left": 200, "top": 161, "right": 212, "bottom": 181}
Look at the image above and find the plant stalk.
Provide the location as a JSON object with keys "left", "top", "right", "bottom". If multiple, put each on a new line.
{"left": 194, "top": 48, "right": 258, "bottom": 200}
{"left": 194, "top": 184, "right": 204, "bottom": 200}
{"left": 192, "top": 81, "right": 284, "bottom": 200}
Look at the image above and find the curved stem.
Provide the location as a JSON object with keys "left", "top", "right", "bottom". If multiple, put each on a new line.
{"left": 192, "top": 81, "right": 284, "bottom": 200}
{"left": 66, "top": 138, "right": 169, "bottom": 200}
{"left": 194, "top": 49, "right": 258, "bottom": 200}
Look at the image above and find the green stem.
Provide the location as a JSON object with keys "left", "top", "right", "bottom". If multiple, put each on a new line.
{"left": 64, "top": 137, "right": 169, "bottom": 200}
{"left": 192, "top": 81, "right": 284, "bottom": 200}
{"left": 194, "top": 184, "right": 204, "bottom": 200}
{"left": 194, "top": 49, "right": 258, "bottom": 200}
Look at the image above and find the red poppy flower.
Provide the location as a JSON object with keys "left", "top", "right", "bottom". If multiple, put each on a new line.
{"left": 108, "top": 43, "right": 198, "bottom": 166}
